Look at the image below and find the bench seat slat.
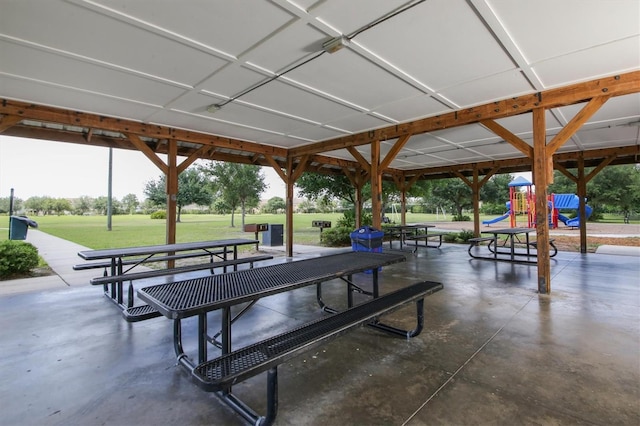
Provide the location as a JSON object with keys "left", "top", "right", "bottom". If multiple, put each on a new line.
{"left": 404, "top": 232, "right": 447, "bottom": 240}
{"left": 191, "top": 280, "right": 443, "bottom": 392}
{"left": 90, "top": 255, "right": 274, "bottom": 285}
{"left": 122, "top": 304, "right": 162, "bottom": 322}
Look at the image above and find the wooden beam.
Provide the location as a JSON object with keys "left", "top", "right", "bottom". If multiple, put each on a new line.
{"left": 452, "top": 170, "right": 472, "bottom": 187}
{"left": 585, "top": 155, "right": 615, "bottom": 182}
{"left": 177, "top": 144, "right": 213, "bottom": 174}
{"left": 480, "top": 119, "right": 533, "bottom": 157}
{"left": 380, "top": 134, "right": 411, "bottom": 170}
{"left": 291, "top": 155, "right": 310, "bottom": 182}
{"left": 370, "top": 140, "right": 381, "bottom": 229}
{"left": 0, "top": 98, "right": 287, "bottom": 157}
{"left": 125, "top": 133, "right": 168, "bottom": 174}
{"left": 263, "top": 154, "right": 288, "bottom": 182}
{"left": 346, "top": 146, "right": 371, "bottom": 175}
{"left": 0, "top": 115, "right": 22, "bottom": 133}
{"left": 532, "top": 108, "right": 551, "bottom": 294}
{"left": 166, "top": 139, "right": 178, "bottom": 247}
{"left": 547, "top": 95, "right": 611, "bottom": 155}
{"left": 553, "top": 162, "right": 578, "bottom": 183}
{"left": 289, "top": 71, "right": 640, "bottom": 157}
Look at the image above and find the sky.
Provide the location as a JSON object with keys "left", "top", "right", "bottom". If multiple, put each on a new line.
{"left": 0, "top": 135, "right": 286, "bottom": 202}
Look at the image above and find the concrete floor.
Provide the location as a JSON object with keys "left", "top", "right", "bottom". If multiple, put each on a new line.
{"left": 1, "top": 233, "right": 638, "bottom": 425}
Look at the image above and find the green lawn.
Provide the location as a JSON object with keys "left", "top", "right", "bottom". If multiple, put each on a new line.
{"left": 1, "top": 212, "right": 633, "bottom": 250}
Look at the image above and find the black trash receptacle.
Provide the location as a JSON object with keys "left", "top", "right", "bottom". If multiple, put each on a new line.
{"left": 262, "top": 224, "right": 283, "bottom": 246}
{"left": 9, "top": 216, "right": 38, "bottom": 240}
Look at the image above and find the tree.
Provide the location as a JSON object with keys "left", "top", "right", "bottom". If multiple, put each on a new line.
{"left": 50, "top": 198, "right": 72, "bottom": 215}
{"left": 548, "top": 165, "right": 640, "bottom": 218}
{"left": 296, "top": 199, "right": 316, "bottom": 213}
{"left": 73, "top": 196, "right": 94, "bottom": 215}
{"left": 296, "top": 173, "right": 356, "bottom": 204}
{"left": 431, "top": 178, "right": 473, "bottom": 218}
{"left": 24, "top": 196, "right": 48, "bottom": 215}
{"left": 121, "top": 193, "right": 140, "bottom": 215}
{"left": 202, "top": 162, "right": 265, "bottom": 227}
{"left": 0, "top": 197, "right": 23, "bottom": 214}
{"left": 480, "top": 174, "right": 513, "bottom": 204}
{"left": 296, "top": 172, "right": 401, "bottom": 222}
{"left": 144, "top": 167, "right": 213, "bottom": 222}
{"left": 588, "top": 165, "right": 640, "bottom": 217}
{"left": 263, "top": 196, "right": 286, "bottom": 214}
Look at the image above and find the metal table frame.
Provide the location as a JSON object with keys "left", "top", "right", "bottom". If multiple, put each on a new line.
{"left": 137, "top": 251, "right": 408, "bottom": 366}
{"left": 385, "top": 224, "right": 435, "bottom": 250}
{"left": 78, "top": 239, "right": 258, "bottom": 307}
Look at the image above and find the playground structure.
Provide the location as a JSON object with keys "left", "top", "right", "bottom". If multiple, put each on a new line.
{"left": 482, "top": 177, "right": 592, "bottom": 228}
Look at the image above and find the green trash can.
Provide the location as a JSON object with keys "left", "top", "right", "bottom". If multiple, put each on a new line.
{"left": 9, "top": 216, "right": 38, "bottom": 240}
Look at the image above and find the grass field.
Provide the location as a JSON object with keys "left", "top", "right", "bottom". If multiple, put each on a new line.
{"left": 1, "top": 212, "right": 634, "bottom": 250}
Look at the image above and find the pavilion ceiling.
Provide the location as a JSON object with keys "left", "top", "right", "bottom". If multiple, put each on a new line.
{"left": 1, "top": 0, "right": 639, "bottom": 182}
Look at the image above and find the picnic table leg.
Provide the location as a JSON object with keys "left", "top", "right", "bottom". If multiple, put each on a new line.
{"left": 368, "top": 297, "right": 426, "bottom": 338}
{"left": 198, "top": 313, "right": 208, "bottom": 364}
{"left": 116, "top": 258, "right": 124, "bottom": 306}
{"left": 510, "top": 235, "right": 515, "bottom": 261}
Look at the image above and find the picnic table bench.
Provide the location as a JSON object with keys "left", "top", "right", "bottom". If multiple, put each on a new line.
{"left": 405, "top": 231, "right": 448, "bottom": 251}
{"left": 467, "top": 228, "right": 557, "bottom": 263}
{"left": 75, "top": 239, "right": 262, "bottom": 320}
{"left": 138, "top": 251, "right": 443, "bottom": 425}
{"left": 384, "top": 224, "right": 436, "bottom": 251}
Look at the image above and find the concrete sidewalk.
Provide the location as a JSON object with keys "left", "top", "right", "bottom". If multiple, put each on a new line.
{"left": 0, "top": 230, "right": 95, "bottom": 295}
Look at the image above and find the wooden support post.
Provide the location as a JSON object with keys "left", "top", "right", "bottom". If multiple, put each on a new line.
{"left": 370, "top": 140, "right": 382, "bottom": 229}
{"left": 577, "top": 155, "right": 588, "bottom": 253}
{"left": 286, "top": 179, "right": 294, "bottom": 257}
{"left": 532, "top": 109, "right": 551, "bottom": 294}
{"left": 286, "top": 156, "right": 294, "bottom": 258}
{"left": 166, "top": 139, "right": 178, "bottom": 267}
{"left": 472, "top": 166, "right": 480, "bottom": 237}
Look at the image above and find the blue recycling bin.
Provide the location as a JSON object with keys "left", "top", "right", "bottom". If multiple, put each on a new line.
{"left": 350, "top": 226, "right": 384, "bottom": 273}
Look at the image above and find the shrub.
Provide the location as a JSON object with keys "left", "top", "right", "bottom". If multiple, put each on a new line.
{"left": 150, "top": 210, "right": 167, "bottom": 219}
{"left": 320, "top": 226, "right": 352, "bottom": 247}
{"left": 452, "top": 214, "right": 471, "bottom": 221}
{"left": 457, "top": 229, "right": 474, "bottom": 242}
{"left": 443, "top": 233, "right": 459, "bottom": 243}
{"left": 336, "top": 210, "right": 372, "bottom": 229}
{"left": 0, "top": 240, "right": 39, "bottom": 277}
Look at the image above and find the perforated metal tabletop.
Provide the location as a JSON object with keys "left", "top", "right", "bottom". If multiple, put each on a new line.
{"left": 138, "top": 251, "right": 406, "bottom": 319}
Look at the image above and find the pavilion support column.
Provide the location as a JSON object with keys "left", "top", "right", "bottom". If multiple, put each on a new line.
{"left": 286, "top": 177, "right": 294, "bottom": 257}
{"left": 165, "top": 139, "right": 178, "bottom": 267}
{"left": 577, "top": 155, "right": 588, "bottom": 253}
{"left": 370, "top": 140, "right": 382, "bottom": 229}
{"left": 355, "top": 183, "right": 363, "bottom": 229}
{"left": 472, "top": 166, "right": 480, "bottom": 237}
{"left": 400, "top": 190, "right": 407, "bottom": 225}
{"left": 532, "top": 108, "right": 551, "bottom": 294}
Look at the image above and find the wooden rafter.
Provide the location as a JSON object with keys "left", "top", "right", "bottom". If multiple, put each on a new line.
{"left": 289, "top": 71, "right": 640, "bottom": 157}
{"left": 547, "top": 95, "right": 611, "bottom": 155}
{"left": 380, "top": 134, "right": 411, "bottom": 170}
{"left": 346, "top": 146, "right": 371, "bottom": 174}
{"left": 0, "top": 115, "right": 22, "bottom": 133}
{"left": 480, "top": 119, "right": 533, "bottom": 157}
{"left": 126, "top": 133, "right": 168, "bottom": 174}
{"left": 0, "top": 98, "right": 287, "bottom": 158}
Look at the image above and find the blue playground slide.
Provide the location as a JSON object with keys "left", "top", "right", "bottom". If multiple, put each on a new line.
{"left": 482, "top": 212, "right": 510, "bottom": 225}
{"left": 554, "top": 194, "right": 592, "bottom": 227}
